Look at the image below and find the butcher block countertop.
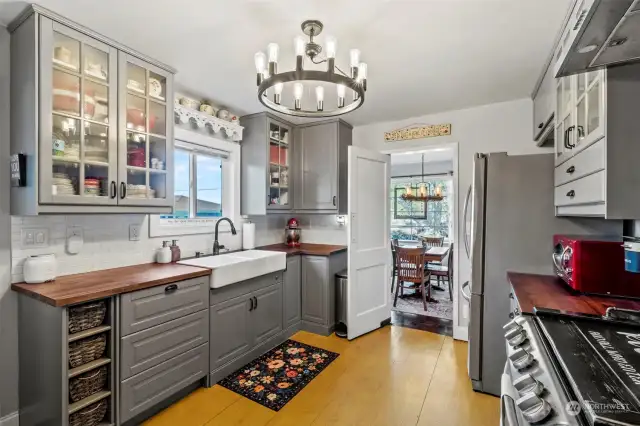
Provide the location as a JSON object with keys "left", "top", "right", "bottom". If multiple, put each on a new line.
{"left": 257, "top": 243, "right": 347, "bottom": 257}
{"left": 12, "top": 263, "right": 211, "bottom": 307}
{"left": 508, "top": 271, "right": 640, "bottom": 316}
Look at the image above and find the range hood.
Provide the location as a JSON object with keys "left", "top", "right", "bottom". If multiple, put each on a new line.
{"left": 555, "top": 0, "right": 640, "bottom": 77}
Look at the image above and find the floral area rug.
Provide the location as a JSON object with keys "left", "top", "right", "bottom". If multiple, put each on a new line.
{"left": 218, "top": 339, "right": 339, "bottom": 411}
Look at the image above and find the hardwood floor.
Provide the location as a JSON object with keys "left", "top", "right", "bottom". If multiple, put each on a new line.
{"left": 144, "top": 327, "right": 499, "bottom": 426}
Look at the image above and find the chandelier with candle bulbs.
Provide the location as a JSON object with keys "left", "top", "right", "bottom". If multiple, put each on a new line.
{"left": 254, "top": 20, "right": 367, "bottom": 118}
{"left": 401, "top": 154, "right": 444, "bottom": 202}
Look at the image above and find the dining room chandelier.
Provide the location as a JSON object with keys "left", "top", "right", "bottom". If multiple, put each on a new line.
{"left": 401, "top": 154, "right": 444, "bottom": 202}
{"left": 254, "top": 19, "right": 367, "bottom": 118}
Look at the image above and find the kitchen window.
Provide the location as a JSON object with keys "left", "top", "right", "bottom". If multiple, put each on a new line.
{"left": 390, "top": 176, "right": 452, "bottom": 241}
{"left": 149, "top": 127, "right": 240, "bottom": 237}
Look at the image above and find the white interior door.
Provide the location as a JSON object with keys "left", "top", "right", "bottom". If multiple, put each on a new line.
{"left": 347, "top": 146, "right": 391, "bottom": 340}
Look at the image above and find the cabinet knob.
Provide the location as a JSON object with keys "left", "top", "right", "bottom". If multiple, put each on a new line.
{"left": 538, "top": 122, "right": 544, "bottom": 129}
{"left": 566, "top": 190, "right": 575, "bottom": 198}
{"left": 509, "top": 312, "right": 515, "bottom": 319}
{"left": 566, "top": 165, "right": 575, "bottom": 174}
{"left": 164, "top": 284, "right": 178, "bottom": 294}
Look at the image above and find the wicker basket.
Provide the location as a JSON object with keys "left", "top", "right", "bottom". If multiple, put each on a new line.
{"left": 69, "top": 365, "right": 107, "bottom": 402}
{"left": 69, "top": 398, "right": 107, "bottom": 426}
{"left": 69, "top": 334, "right": 106, "bottom": 369}
{"left": 68, "top": 301, "right": 106, "bottom": 334}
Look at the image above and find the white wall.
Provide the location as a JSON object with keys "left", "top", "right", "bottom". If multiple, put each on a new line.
{"left": 391, "top": 160, "right": 453, "bottom": 177}
{"left": 11, "top": 214, "right": 346, "bottom": 283}
{"left": 353, "top": 98, "right": 548, "bottom": 336}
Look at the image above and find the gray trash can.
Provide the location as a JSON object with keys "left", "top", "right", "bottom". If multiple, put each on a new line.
{"left": 335, "top": 269, "right": 348, "bottom": 338}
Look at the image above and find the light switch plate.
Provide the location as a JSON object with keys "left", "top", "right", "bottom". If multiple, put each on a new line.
{"left": 21, "top": 228, "right": 49, "bottom": 248}
{"left": 129, "top": 224, "right": 141, "bottom": 241}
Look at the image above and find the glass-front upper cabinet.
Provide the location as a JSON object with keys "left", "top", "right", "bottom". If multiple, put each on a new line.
{"left": 575, "top": 70, "right": 605, "bottom": 149}
{"left": 267, "top": 120, "right": 291, "bottom": 210}
{"left": 554, "top": 76, "right": 575, "bottom": 165}
{"left": 39, "top": 18, "right": 118, "bottom": 205}
{"left": 118, "top": 53, "right": 174, "bottom": 207}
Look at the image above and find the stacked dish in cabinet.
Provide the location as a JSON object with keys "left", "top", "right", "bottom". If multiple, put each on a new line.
{"left": 67, "top": 300, "right": 115, "bottom": 426}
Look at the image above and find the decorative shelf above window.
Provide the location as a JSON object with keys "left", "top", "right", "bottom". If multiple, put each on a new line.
{"left": 174, "top": 104, "right": 244, "bottom": 142}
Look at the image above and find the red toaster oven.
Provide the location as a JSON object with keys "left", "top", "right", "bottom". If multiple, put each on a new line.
{"left": 553, "top": 235, "right": 640, "bottom": 298}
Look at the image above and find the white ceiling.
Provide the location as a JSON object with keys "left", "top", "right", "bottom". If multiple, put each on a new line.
{"left": 391, "top": 147, "right": 454, "bottom": 165}
{"left": 0, "top": 0, "right": 571, "bottom": 126}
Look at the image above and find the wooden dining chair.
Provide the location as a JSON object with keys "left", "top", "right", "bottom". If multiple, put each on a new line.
{"left": 390, "top": 239, "right": 399, "bottom": 294}
{"left": 394, "top": 246, "right": 432, "bottom": 311}
{"left": 427, "top": 243, "right": 454, "bottom": 301}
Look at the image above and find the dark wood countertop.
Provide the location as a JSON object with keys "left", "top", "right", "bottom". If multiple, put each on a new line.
{"left": 257, "top": 243, "right": 347, "bottom": 257}
{"left": 508, "top": 271, "right": 640, "bottom": 316}
{"left": 12, "top": 263, "right": 211, "bottom": 307}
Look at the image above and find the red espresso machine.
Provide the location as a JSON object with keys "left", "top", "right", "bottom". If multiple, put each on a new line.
{"left": 285, "top": 218, "right": 301, "bottom": 247}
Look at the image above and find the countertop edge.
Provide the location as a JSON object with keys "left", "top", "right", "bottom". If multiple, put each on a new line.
{"left": 11, "top": 267, "right": 211, "bottom": 308}
{"left": 256, "top": 243, "right": 348, "bottom": 257}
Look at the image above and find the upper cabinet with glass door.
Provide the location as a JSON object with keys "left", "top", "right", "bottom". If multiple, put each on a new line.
{"left": 268, "top": 120, "right": 291, "bottom": 210}
{"left": 9, "top": 7, "right": 176, "bottom": 215}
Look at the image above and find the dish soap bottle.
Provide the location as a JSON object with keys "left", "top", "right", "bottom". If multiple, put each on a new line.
{"left": 170, "top": 240, "right": 181, "bottom": 262}
{"left": 157, "top": 241, "right": 172, "bottom": 264}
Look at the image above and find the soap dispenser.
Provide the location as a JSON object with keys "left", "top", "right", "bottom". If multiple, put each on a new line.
{"left": 157, "top": 241, "right": 172, "bottom": 264}
{"left": 170, "top": 240, "right": 181, "bottom": 262}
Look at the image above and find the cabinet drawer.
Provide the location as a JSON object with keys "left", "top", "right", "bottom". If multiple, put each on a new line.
{"left": 120, "top": 343, "right": 208, "bottom": 423}
{"left": 120, "top": 310, "right": 208, "bottom": 380}
{"left": 554, "top": 139, "right": 605, "bottom": 187}
{"left": 120, "top": 277, "right": 209, "bottom": 336}
{"left": 555, "top": 170, "right": 605, "bottom": 207}
{"left": 210, "top": 271, "right": 283, "bottom": 306}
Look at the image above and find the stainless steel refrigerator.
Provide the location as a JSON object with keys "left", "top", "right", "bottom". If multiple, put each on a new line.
{"left": 461, "top": 152, "right": 622, "bottom": 396}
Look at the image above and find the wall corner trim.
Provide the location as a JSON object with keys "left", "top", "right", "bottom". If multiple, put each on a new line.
{"left": 0, "top": 412, "right": 19, "bottom": 426}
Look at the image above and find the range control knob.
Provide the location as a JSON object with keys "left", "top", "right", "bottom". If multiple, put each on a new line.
{"left": 509, "top": 348, "right": 534, "bottom": 370}
{"left": 503, "top": 316, "right": 527, "bottom": 333}
{"left": 513, "top": 374, "right": 545, "bottom": 397}
{"left": 516, "top": 392, "right": 552, "bottom": 423}
{"left": 505, "top": 327, "right": 527, "bottom": 347}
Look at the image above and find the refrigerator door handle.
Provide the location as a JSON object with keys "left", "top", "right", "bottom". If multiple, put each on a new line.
{"left": 463, "top": 185, "right": 472, "bottom": 259}
{"left": 461, "top": 281, "right": 471, "bottom": 301}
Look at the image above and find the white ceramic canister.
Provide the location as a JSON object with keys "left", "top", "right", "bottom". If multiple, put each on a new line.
{"left": 23, "top": 254, "right": 57, "bottom": 284}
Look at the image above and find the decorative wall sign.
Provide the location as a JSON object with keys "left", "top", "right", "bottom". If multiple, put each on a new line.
{"left": 384, "top": 124, "right": 451, "bottom": 142}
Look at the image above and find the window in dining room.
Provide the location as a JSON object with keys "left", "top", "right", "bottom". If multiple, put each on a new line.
{"left": 390, "top": 176, "right": 452, "bottom": 241}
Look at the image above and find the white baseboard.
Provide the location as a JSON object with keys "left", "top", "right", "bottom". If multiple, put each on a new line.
{"left": 0, "top": 412, "right": 18, "bottom": 426}
{"left": 453, "top": 326, "right": 468, "bottom": 342}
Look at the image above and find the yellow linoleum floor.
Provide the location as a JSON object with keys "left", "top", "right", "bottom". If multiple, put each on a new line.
{"left": 144, "top": 327, "right": 499, "bottom": 426}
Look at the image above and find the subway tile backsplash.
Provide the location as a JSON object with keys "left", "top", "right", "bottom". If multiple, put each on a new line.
{"left": 11, "top": 214, "right": 347, "bottom": 283}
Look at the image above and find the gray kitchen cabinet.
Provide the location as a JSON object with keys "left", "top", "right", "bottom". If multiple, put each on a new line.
{"left": 209, "top": 293, "right": 253, "bottom": 371}
{"left": 553, "top": 62, "right": 640, "bottom": 219}
{"left": 532, "top": 59, "right": 555, "bottom": 144}
{"left": 120, "top": 344, "right": 208, "bottom": 424}
{"left": 252, "top": 284, "right": 283, "bottom": 346}
{"left": 301, "top": 256, "right": 329, "bottom": 325}
{"left": 9, "top": 5, "right": 176, "bottom": 215}
{"left": 283, "top": 255, "right": 302, "bottom": 329}
{"left": 240, "top": 112, "right": 294, "bottom": 215}
{"left": 294, "top": 120, "right": 352, "bottom": 213}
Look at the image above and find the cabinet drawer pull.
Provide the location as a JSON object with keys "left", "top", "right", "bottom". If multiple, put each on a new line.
{"left": 110, "top": 181, "right": 116, "bottom": 199}
{"left": 164, "top": 284, "right": 178, "bottom": 294}
{"left": 254, "top": 296, "right": 258, "bottom": 310}
{"left": 566, "top": 165, "right": 575, "bottom": 174}
{"left": 333, "top": 196, "right": 336, "bottom": 207}
{"left": 566, "top": 190, "right": 575, "bottom": 198}
{"left": 249, "top": 297, "right": 255, "bottom": 311}
{"left": 538, "top": 122, "right": 543, "bottom": 129}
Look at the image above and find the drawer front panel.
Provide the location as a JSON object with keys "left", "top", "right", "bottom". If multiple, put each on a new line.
{"left": 554, "top": 139, "right": 605, "bottom": 187}
{"left": 120, "top": 310, "right": 208, "bottom": 380}
{"left": 120, "top": 343, "right": 208, "bottom": 423}
{"left": 555, "top": 170, "right": 605, "bottom": 207}
{"left": 121, "top": 277, "right": 209, "bottom": 336}
{"left": 210, "top": 271, "right": 283, "bottom": 306}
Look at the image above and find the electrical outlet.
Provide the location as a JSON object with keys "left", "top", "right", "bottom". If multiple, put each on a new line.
{"left": 129, "top": 224, "right": 141, "bottom": 241}
{"left": 21, "top": 228, "right": 49, "bottom": 248}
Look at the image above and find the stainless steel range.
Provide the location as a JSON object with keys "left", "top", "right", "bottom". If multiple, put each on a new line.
{"left": 501, "top": 310, "right": 640, "bottom": 426}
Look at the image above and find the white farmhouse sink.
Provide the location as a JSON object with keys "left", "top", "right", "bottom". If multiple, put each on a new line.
{"left": 178, "top": 250, "right": 287, "bottom": 289}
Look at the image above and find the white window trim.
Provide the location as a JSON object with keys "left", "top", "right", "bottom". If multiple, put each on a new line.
{"left": 149, "top": 127, "right": 241, "bottom": 238}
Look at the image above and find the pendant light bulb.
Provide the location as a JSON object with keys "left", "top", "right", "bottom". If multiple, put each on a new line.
{"left": 294, "top": 36, "right": 305, "bottom": 57}
{"left": 337, "top": 84, "right": 346, "bottom": 108}
{"left": 294, "top": 82, "right": 303, "bottom": 110}
{"left": 315, "top": 86, "right": 324, "bottom": 112}
{"left": 274, "top": 83, "right": 283, "bottom": 95}
{"left": 254, "top": 52, "right": 266, "bottom": 72}
{"left": 358, "top": 62, "right": 368, "bottom": 81}
{"left": 325, "top": 36, "right": 337, "bottom": 59}
{"left": 267, "top": 43, "right": 279, "bottom": 63}
{"left": 350, "top": 49, "right": 361, "bottom": 67}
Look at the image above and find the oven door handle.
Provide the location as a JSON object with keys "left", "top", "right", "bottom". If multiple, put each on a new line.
{"left": 501, "top": 395, "right": 519, "bottom": 426}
